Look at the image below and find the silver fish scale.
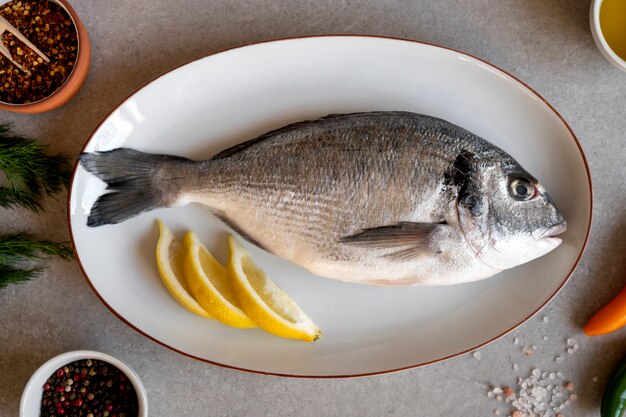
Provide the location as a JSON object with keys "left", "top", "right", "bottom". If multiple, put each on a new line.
{"left": 187, "top": 112, "right": 502, "bottom": 268}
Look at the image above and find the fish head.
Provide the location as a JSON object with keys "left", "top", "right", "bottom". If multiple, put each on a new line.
{"left": 455, "top": 153, "right": 566, "bottom": 271}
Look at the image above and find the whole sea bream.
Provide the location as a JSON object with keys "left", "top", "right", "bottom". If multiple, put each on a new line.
{"left": 80, "top": 112, "right": 566, "bottom": 286}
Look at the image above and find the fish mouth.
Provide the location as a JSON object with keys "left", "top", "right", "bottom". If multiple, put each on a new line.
{"left": 532, "top": 221, "right": 567, "bottom": 242}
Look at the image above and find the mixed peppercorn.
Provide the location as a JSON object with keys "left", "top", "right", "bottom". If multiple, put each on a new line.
{"left": 0, "top": 0, "right": 78, "bottom": 104}
{"left": 40, "top": 359, "right": 139, "bottom": 417}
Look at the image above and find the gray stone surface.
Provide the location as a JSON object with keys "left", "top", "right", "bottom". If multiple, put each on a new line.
{"left": 1, "top": 0, "right": 625, "bottom": 416}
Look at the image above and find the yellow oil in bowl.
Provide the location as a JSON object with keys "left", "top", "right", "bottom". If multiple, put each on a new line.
{"left": 600, "top": 0, "right": 626, "bottom": 60}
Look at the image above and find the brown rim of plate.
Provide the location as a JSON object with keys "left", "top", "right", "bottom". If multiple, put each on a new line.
{"left": 66, "top": 34, "right": 593, "bottom": 379}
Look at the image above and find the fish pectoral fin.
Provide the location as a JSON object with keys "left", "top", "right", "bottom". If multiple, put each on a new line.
{"left": 339, "top": 222, "right": 443, "bottom": 260}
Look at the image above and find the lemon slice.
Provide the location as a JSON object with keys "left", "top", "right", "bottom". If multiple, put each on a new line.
{"left": 182, "top": 232, "right": 256, "bottom": 328}
{"left": 226, "top": 236, "right": 321, "bottom": 342}
{"left": 155, "top": 220, "right": 212, "bottom": 319}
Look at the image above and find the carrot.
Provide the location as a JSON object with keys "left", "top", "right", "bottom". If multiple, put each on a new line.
{"left": 585, "top": 285, "right": 626, "bottom": 336}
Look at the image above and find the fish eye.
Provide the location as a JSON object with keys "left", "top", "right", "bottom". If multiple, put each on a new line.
{"left": 510, "top": 177, "right": 536, "bottom": 201}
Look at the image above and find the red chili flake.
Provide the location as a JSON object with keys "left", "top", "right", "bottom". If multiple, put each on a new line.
{"left": 0, "top": 0, "right": 78, "bottom": 104}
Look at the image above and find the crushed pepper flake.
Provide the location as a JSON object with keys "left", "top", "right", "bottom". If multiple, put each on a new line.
{"left": 0, "top": 0, "right": 78, "bottom": 104}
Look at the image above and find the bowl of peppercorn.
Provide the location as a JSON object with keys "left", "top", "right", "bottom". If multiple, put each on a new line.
{"left": 0, "top": 0, "right": 90, "bottom": 113}
{"left": 20, "top": 350, "right": 148, "bottom": 417}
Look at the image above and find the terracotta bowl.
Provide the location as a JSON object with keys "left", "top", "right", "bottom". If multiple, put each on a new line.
{"left": 0, "top": 0, "right": 91, "bottom": 113}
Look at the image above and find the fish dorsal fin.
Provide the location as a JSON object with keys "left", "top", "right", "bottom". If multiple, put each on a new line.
{"left": 211, "top": 112, "right": 413, "bottom": 160}
{"left": 339, "top": 222, "right": 444, "bottom": 261}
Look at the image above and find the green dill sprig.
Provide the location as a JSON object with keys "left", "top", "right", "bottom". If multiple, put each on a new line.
{"left": 0, "top": 233, "right": 74, "bottom": 289}
{"left": 0, "top": 265, "right": 43, "bottom": 289}
{"left": 0, "top": 123, "right": 73, "bottom": 211}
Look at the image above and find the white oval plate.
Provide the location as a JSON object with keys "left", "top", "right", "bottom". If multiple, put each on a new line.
{"left": 69, "top": 36, "right": 592, "bottom": 377}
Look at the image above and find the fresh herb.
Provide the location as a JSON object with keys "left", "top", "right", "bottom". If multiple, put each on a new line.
{"left": 0, "top": 122, "right": 74, "bottom": 289}
{"left": 0, "top": 233, "right": 73, "bottom": 289}
{"left": 0, "top": 122, "right": 72, "bottom": 211}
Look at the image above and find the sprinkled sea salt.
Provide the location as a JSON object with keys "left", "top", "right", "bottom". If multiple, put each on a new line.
{"left": 473, "top": 351, "right": 482, "bottom": 360}
{"left": 486, "top": 324, "right": 582, "bottom": 416}
{"left": 487, "top": 367, "right": 575, "bottom": 416}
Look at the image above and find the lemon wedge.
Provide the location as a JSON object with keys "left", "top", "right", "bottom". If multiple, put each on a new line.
{"left": 182, "top": 232, "right": 256, "bottom": 328}
{"left": 155, "top": 220, "right": 212, "bottom": 319}
{"left": 226, "top": 236, "right": 321, "bottom": 342}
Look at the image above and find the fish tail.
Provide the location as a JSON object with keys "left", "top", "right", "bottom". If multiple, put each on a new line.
{"left": 79, "top": 148, "right": 191, "bottom": 227}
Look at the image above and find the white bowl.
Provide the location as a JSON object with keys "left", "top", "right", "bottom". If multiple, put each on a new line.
{"left": 590, "top": 0, "right": 626, "bottom": 71}
{"left": 20, "top": 350, "right": 148, "bottom": 417}
{"left": 69, "top": 36, "right": 592, "bottom": 377}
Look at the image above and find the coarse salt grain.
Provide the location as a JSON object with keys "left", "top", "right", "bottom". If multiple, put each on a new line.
{"left": 543, "top": 316, "right": 549, "bottom": 322}
{"left": 488, "top": 368, "right": 574, "bottom": 416}
{"left": 473, "top": 351, "right": 482, "bottom": 360}
{"left": 554, "top": 356, "right": 563, "bottom": 363}
{"left": 532, "top": 386, "right": 548, "bottom": 399}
